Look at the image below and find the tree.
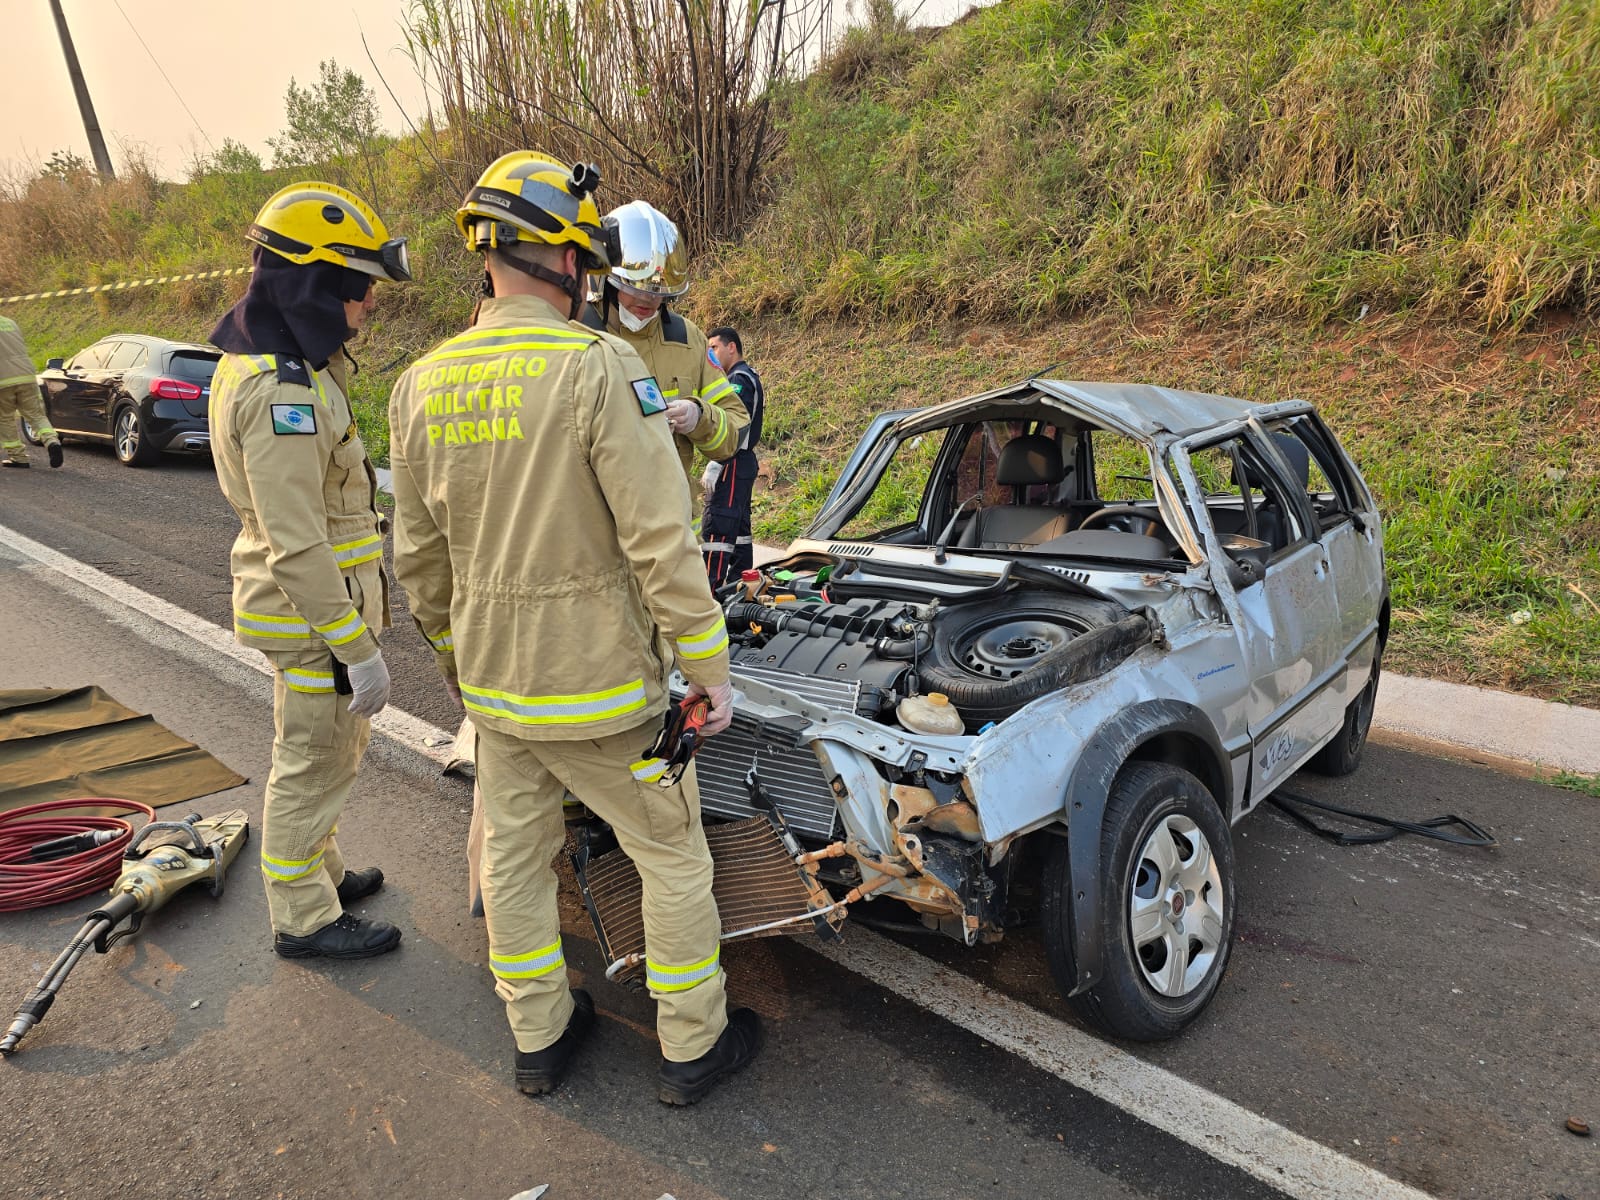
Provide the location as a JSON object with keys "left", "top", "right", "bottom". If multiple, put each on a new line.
{"left": 267, "top": 60, "right": 386, "bottom": 201}
{"left": 40, "top": 149, "right": 91, "bottom": 183}
{"left": 188, "top": 138, "right": 264, "bottom": 181}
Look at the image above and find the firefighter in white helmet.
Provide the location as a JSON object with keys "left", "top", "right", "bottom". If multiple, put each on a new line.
{"left": 388, "top": 151, "right": 761, "bottom": 1104}
{"left": 208, "top": 181, "right": 410, "bottom": 959}
{"left": 580, "top": 202, "right": 749, "bottom": 518}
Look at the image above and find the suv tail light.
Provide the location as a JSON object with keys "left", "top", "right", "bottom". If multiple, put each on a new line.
{"left": 151, "top": 377, "right": 203, "bottom": 401}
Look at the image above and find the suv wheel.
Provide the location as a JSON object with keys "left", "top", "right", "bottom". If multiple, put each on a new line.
{"left": 114, "top": 405, "right": 158, "bottom": 467}
{"left": 1042, "top": 761, "right": 1235, "bottom": 1041}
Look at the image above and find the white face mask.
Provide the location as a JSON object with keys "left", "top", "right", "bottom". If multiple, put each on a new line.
{"left": 617, "top": 303, "right": 659, "bottom": 333}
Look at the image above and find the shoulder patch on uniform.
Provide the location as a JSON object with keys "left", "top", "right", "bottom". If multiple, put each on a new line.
{"left": 631, "top": 377, "right": 668, "bottom": 416}
{"left": 275, "top": 356, "right": 311, "bottom": 386}
{"left": 271, "top": 403, "right": 318, "bottom": 435}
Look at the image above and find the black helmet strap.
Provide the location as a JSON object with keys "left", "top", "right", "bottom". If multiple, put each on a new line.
{"left": 487, "top": 248, "right": 585, "bottom": 319}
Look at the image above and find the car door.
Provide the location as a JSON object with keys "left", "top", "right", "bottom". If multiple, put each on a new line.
{"left": 1265, "top": 413, "right": 1385, "bottom": 661}
{"left": 1171, "top": 424, "right": 1347, "bottom": 795}
{"left": 49, "top": 340, "right": 116, "bottom": 435}
{"left": 96, "top": 340, "right": 147, "bottom": 433}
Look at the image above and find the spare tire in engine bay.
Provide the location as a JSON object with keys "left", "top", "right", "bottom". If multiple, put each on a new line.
{"left": 917, "top": 591, "right": 1152, "bottom": 727}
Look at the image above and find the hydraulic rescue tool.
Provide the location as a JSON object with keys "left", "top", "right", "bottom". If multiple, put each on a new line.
{"left": 0, "top": 808, "right": 250, "bottom": 1056}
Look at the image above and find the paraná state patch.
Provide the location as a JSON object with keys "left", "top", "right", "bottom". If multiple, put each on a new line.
{"left": 271, "top": 403, "right": 317, "bottom": 435}
{"left": 631, "top": 377, "right": 667, "bottom": 416}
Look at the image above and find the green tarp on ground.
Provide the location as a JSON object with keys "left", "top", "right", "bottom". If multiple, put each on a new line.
{"left": 0, "top": 687, "right": 246, "bottom": 813}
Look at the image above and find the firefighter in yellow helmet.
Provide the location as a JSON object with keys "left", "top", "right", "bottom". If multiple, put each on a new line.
{"left": 0, "top": 313, "right": 63, "bottom": 469}
{"left": 388, "top": 151, "right": 760, "bottom": 1103}
{"left": 580, "top": 202, "right": 748, "bottom": 520}
{"left": 208, "top": 182, "right": 411, "bottom": 959}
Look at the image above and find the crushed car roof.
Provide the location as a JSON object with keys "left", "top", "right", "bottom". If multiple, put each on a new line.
{"left": 1032, "top": 380, "right": 1264, "bottom": 439}
{"left": 902, "top": 378, "right": 1274, "bottom": 441}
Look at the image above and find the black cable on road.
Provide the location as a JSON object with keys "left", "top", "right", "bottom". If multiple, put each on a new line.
{"left": 1268, "top": 789, "right": 1496, "bottom": 848}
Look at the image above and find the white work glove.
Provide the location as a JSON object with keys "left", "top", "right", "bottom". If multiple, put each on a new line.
{"left": 346, "top": 652, "right": 391, "bottom": 718}
{"left": 666, "top": 398, "right": 701, "bottom": 437}
{"left": 700, "top": 461, "right": 723, "bottom": 495}
{"left": 443, "top": 675, "right": 462, "bottom": 707}
{"left": 687, "top": 679, "right": 734, "bottom": 737}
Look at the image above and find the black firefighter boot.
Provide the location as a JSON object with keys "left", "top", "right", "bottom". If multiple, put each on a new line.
{"left": 657, "top": 1008, "right": 763, "bottom": 1106}
{"left": 515, "top": 988, "right": 596, "bottom": 1095}
{"left": 274, "top": 913, "right": 402, "bottom": 959}
{"left": 336, "top": 866, "right": 385, "bottom": 904}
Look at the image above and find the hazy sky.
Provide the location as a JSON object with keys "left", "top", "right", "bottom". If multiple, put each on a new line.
{"left": 2, "top": 0, "right": 987, "bottom": 182}
{"left": 1, "top": 1, "right": 431, "bottom": 179}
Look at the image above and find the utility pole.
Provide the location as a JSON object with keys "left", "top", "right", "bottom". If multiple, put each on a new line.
{"left": 46, "top": 0, "right": 115, "bottom": 180}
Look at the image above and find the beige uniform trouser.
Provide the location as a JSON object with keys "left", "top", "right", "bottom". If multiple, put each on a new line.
{"left": 1, "top": 381, "right": 57, "bottom": 463}
{"left": 475, "top": 720, "right": 728, "bottom": 1061}
{"left": 260, "top": 645, "right": 370, "bottom": 935}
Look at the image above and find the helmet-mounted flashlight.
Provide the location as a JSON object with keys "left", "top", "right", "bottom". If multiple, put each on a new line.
{"left": 569, "top": 162, "right": 602, "bottom": 200}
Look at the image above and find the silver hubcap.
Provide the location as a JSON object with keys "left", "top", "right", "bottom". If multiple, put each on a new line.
{"left": 1128, "top": 813, "right": 1225, "bottom": 998}
{"left": 116, "top": 412, "right": 137, "bottom": 459}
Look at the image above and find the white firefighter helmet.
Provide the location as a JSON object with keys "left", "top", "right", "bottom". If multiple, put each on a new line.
{"left": 604, "top": 201, "right": 690, "bottom": 299}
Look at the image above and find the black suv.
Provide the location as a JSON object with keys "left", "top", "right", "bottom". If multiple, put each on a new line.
{"left": 30, "top": 334, "right": 218, "bottom": 467}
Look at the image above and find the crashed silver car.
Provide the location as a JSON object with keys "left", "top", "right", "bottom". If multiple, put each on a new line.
{"left": 580, "top": 377, "right": 1387, "bottom": 1041}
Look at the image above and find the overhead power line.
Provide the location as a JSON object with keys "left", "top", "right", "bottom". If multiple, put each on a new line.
{"left": 111, "top": 0, "right": 216, "bottom": 157}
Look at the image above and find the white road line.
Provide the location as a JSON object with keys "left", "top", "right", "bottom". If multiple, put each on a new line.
{"left": 0, "top": 522, "right": 453, "bottom": 769}
{"left": 1, "top": 518, "right": 1435, "bottom": 1200}
{"left": 819, "top": 931, "right": 1432, "bottom": 1200}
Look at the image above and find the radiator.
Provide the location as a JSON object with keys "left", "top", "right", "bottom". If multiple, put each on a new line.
{"left": 687, "top": 666, "right": 859, "bottom": 841}
{"left": 573, "top": 816, "right": 837, "bottom": 981}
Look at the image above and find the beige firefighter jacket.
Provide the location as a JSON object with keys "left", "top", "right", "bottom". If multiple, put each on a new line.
{"left": 388, "top": 294, "right": 730, "bottom": 742}
{"left": 582, "top": 304, "right": 748, "bottom": 482}
{"left": 210, "top": 352, "right": 388, "bottom": 666}
{"left": 0, "top": 316, "right": 37, "bottom": 388}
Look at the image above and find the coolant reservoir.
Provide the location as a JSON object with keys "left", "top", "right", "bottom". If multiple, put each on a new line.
{"left": 897, "top": 692, "right": 964, "bottom": 736}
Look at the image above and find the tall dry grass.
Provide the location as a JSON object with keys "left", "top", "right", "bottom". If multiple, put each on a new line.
{"left": 402, "top": 0, "right": 836, "bottom": 252}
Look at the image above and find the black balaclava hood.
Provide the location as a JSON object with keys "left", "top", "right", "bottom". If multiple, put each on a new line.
{"left": 210, "top": 247, "right": 371, "bottom": 370}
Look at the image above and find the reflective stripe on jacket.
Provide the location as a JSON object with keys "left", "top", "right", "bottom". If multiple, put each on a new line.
{"left": 388, "top": 293, "right": 730, "bottom": 742}
{"left": 584, "top": 305, "right": 749, "bottom": 482}
{"left": 210, "top": 352, "right": 388, "bottom": 663}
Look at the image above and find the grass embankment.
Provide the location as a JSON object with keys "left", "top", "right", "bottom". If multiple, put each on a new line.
{"left": 711, "top": 0, "right": 1600, "bottom": 329}
{"left": 4, "top": 0, "right": 1597, "bottom": 704}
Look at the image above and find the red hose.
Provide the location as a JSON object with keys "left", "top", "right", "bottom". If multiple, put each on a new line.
{"left": 0, "top": 798, "right": 154, "bottom": 912}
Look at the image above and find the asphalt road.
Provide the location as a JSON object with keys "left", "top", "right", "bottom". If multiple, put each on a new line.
{"left": 1, "top": 441, "right": 1597, "bottom": 1200}
{"left": 0, "top": 438, "right": 459, "bottom": 731}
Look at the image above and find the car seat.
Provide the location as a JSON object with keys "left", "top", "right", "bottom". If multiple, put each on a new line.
{"left": 959, "top": 434, "right": 1072, "bottom": 549}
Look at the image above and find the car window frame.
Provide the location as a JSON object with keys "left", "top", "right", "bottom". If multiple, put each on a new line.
{"left": 104, "top": 340, "right": 148, "bottom": 371}
{"left": 1170, "top": 419, "right": 1320, "bottom": 569}
{"left": 69, "top": 341, "right": 117, "bottom": 371}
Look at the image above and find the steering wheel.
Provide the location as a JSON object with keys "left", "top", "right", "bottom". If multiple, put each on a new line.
{"left": 1077, "top": 505, "right": 1168, "bottom": 540}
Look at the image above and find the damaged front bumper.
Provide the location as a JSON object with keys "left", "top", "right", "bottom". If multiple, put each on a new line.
{"left": 683, "top": 669, "right": 1012, "bottom": 948}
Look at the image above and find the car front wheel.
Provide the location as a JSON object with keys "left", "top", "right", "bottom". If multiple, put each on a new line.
{"left": 1043, "top": 761, "right": 1235, "bottom": 1041}
{"left": 19, "top": 417, "right": 45, "bottom": 446}
{"left": 113, "top": 405, "right": 158, "bottom": 467}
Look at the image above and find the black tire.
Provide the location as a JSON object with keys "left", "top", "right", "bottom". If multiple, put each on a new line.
{"left": 113, "top": 405, "right": 158, "bottom": 467}
{"left": 1308, "top": 649, "right": 1381, "bottom": 776}
{"left": 19, "top": 417, "right": 44, "bottom": 446}
{"left": 917, "top": 591, "right": 1148, "bottom": 726}
{"left": 1042, "top": 761, "right": 1235, "bottom": 1041}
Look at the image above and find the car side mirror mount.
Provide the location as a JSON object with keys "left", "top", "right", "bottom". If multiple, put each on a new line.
{"left": 1220, "top": 535, "right": 1270, "bottom": 589}
{"left": 46, "top": 358, "right": 64, "bottom": 370}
